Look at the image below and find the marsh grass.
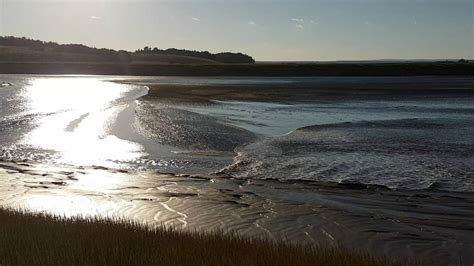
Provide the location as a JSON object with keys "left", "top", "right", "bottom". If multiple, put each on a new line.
{"left": 0, "top": 208, "right": 425, "bottom": 266}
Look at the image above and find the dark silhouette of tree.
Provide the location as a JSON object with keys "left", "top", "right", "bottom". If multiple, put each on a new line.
{"left": 134, "top": 47, "right": 255, "bottom": 63}
{"left": 0, "top": 36, "right": 255, "bottom": 64}
{"left": 0, "top": 36, "right": 130, "bottom": 63}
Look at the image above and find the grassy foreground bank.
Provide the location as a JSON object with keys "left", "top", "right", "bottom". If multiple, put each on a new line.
{"left": 0, "top": 209, "right": 424, "bottom": 266}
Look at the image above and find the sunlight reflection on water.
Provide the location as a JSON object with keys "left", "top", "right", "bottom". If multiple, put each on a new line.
{"left": 20, "top": 77, "right": 145, "bottom": 167}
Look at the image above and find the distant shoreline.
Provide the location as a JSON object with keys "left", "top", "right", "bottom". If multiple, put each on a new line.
{"left": 1, "top": 62, "right": 473, "bottom": 76}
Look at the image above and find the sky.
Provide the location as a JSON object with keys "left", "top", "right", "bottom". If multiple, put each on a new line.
{"left": 0, "top": 0, "right": 473, "bottom": 61}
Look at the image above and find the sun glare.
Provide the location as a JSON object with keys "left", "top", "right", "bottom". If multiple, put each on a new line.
{"left": 20, "top": 78, "right": 145, "bottom": 167}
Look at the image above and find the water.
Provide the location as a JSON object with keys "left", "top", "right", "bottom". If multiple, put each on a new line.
{"left": 1, "top": 74, "right": 473, "bottom": 264}
{"left": 178, "top": 92, "right": 474, "bottom": 192}
{"left": 1, "top": 74, "right": 473, "bottom": 192}
{"left": 0, "top": 75, "right": 148, "bottom": 167}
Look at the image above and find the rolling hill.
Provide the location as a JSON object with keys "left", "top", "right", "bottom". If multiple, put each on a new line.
{"left": 0, "top": 36, "right": 255, "bottom": 65}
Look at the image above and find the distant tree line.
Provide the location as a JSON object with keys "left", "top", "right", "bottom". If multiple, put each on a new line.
{"left": 0, "top": 36, "right": 255, "bottom": 64}
{"left": 0, "top": 36, "right": 130, "bottom": 62}
{"left": 135, "top": 46, "right": 255, "bottom": 64}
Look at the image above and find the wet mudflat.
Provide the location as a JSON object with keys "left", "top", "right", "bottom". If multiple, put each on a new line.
{"left": 1, "top": 75, "right": 473, "bottom": 264}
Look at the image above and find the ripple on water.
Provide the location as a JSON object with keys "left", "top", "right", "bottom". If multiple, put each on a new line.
{"left": 220, "top": 118, "right": 474, "bottom": 192}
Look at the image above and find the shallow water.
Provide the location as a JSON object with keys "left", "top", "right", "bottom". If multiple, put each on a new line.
{"left": 1, "top": 75, "right": 473, "bottom": 190}
{"left": 178, "top": 92, "right": 474, "bottom": 192}
{"left": 0, "top": 76, "right": 146, "bottom": 166}
{"left": 1, "top": 74, "right": 473, "bottom": 264}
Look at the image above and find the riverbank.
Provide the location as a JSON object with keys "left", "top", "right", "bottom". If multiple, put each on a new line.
{"left": 0, "top": 208, "right": 424, "bottom": 266}
{"left": 141, "top": 78, "right": 474, "bottom": 104}
{"left": 0, "top": 159, "right": 471, "bottom": 265}
{"left": 0, "top": 75, "right": 472, "bottom": 265}
{"left": 0, "top": 62, "right": 473, "bottom": 76}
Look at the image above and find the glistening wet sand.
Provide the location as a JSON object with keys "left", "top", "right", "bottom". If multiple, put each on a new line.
{"left": 0, "top": 160, "right": 472, "bottom": 264}
{"left": 1, "top": 75, "right": 474, "bottom": 265}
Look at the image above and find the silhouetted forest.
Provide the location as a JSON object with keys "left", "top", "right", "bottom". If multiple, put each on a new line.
{"left": 136, "top": 47, "right": 255, "bottom": 64}
{"left": 1, "top": 36, "right": 472, "bottom": 76}
{"left": 0, "top": 36, "right": 255, "bottom": 64}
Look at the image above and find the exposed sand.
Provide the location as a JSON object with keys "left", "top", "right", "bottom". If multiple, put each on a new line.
{"left": 1, "top": 76, "right": 473, "bottom": 265}
{"left": 143, "top": 78, "right": 474, "bottom": 104}
{"left": 123, "top": 78, "right": 474, "bottom": 264}
{"left": 134, "top": 103, "right": 258, "bottom": 152}
{"left": 0, "top": 160, "right": 472, "bottom": 264}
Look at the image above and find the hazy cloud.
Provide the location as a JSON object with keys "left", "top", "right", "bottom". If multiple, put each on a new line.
{"left": 291, "top": 18, "right": 304, "bottom": 23}
{"left": 248, "top": 21, "right": 257, "bottom": 26}
{"left": 310, "top": 20, "right": 318, "bottom": 24}
{"left": 192, "top": 17, "right": 200, "bottom": 22}
{"left": 90, "top": 15, "right": 101, "bottom": 20}
{"left": 296, "top": 24, "right": 304, "bottom": 29}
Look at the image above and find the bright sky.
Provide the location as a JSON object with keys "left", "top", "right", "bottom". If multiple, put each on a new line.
{"left": 1, "top": 0, "right": 473, "bottom": 61}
